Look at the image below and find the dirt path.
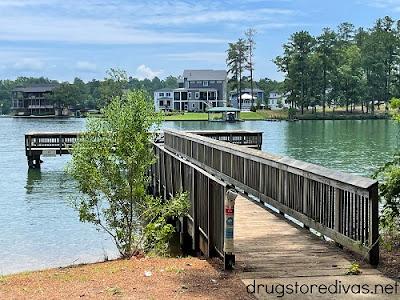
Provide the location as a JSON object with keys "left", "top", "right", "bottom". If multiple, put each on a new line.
{"left": 0, "top": 257, "right": 253, "bottom": 299}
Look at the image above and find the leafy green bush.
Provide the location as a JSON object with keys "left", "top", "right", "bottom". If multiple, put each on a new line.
{"left": 67, "top": 89, "right": 189, "bottom": 258}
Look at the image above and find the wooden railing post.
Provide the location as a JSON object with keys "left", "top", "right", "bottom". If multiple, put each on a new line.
{"left": 334, "top": 188, "right": 340, "bottom": 233}
{"left": 303, "top": 177, "right": 308, "bottom": 215}
{"left": 368, "top": 183, "right": 379, "bottom": 266}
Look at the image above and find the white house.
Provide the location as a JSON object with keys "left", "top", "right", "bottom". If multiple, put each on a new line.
{"left": 268, "top": 91, "right": 286, "bottom": 110}
{"left": 154, "top": 69, "right": 227, "bottom": 112}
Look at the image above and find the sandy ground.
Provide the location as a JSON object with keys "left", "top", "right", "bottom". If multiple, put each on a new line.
{"left": 0, "top": 257, "right": 254, "bottom": 300}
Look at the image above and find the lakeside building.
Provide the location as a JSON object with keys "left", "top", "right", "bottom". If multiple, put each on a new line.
{"left": 268, "top": 91, "right": 288, "bottom": 110}
{"left": 154, "top": 69, "right": 227, "bottom": 112}
{"left": 229, "top": 88, "right": 265, "bottom": 111}
{"left": 11, "top": 84, "right": 58, "bottom": 116}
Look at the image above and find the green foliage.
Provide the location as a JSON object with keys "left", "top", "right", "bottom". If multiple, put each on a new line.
{"left": 49, "top": 81, "right": 84, "bottom": 107}
{"left": 0, "top": 72, "right": 179, "bottom": 114}
{"left": 374, "top": 96, "right": 400, "bottom": 251}
{"left": 227, "top": 38, "right": 249, "bottom": 109}
{"left": 275, "top": 16, "right": 400, "bottom": 114}
{"left": 67, "top": 89, "right": 188, "bottom": 258}
{"left": 346, "top": 262, "right": 361, "bottom": 275}
{"left": 143, "top": 193, "right": 190, "bottom": 255}
{"left": 390, "top": 97, "right": 400, "bottom": 122}
{"left": 288, "top": 107, "right": 297, "bottom": 120}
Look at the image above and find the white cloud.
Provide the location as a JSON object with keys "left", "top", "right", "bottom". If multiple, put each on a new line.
{"left": 141, "top": 8, "right": 294, "bottom": 26}
{"left": 134, "top": 64, "right": 163, "bottom": 80}
{"left": 75, "top": 61, "right": 97, "bottom": 72}
{"left": 363, "top": 0, "right": 400, "bottom": 10}
{"left": 13, "top": 58, "right": 45, "bottom": 71}
{"left": 163, "top": 52, "right": 225, "bottom": 62}
{"left": 0, "top": 15, "right": 226, "bottom": 45}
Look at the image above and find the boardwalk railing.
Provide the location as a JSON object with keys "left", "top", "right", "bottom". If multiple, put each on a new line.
{"left": 152, "top": 143, "right": 237, "bottom": 269}
{"left": 25, "top": 130, "right": 262, "bottom": 168}
{"left": 189, "top": 130, "right": 262, "bottom": 149}
{"left": 163, "top": 129, "right": 380, "bottom": 265}
{"left": 25, "top": 132, "right": 80, "bottom": 167}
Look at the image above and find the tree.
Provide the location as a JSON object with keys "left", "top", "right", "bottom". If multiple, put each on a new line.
{"left": 99, "top": 68, "right": 128, "bottom": 107}
{"left": 226, "top": 39, "right": 248, "bottom": 109}
{"left": 315, "top": 28, "right": 337, "bottom": 115}
{"left": 67, "top": 89, "right": 189, "bottom": 257}
{"left": 245, "top": 28, "right": 257, "bottom": 109}
{"left": 275, "top": 31, "right": 315, "bottom": 113}
{"left": 49, "top": 82, "right": 80, "bottom": 108}
{"left": 163, "top": 76, "right": 178, "bottom": 89}
{"left": 374, "top": 98, "right": 400, "bottom": 250}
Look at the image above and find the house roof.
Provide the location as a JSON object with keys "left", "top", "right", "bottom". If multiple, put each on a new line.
{"left": 183, "top": 69, "right": 226, "bottom": 81}
{"left": 12, "top": 84, "right": 58, "bottom": 93}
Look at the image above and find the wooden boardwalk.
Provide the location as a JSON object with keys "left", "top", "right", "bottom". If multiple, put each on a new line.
{"left": 234, "top": 195, "right": 397, "bottom": 299}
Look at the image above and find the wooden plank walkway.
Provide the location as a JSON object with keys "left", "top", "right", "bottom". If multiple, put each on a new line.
{"left": 234, "top": 195, "right": 398, "bottom": 299}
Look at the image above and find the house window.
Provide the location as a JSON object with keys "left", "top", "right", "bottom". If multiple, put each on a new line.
{"left": 195, "top": 92, "right": 200, "bottom": 99}
{"left": 181, "top": 92, "right": 188, "bottom": 100}
{"left": 203, "top": 81, "right": 209, "bottom": 87}
{"left": 192, "top": 103, "right": 195, "bottom": 108}
{"left": 210, "top": 80, "right": 215, "bottom": 84}
{"left": 159, "top": 100, "right": 164, "bottom": 106}
{"left": 188, "top": 92, "right": 192, "bottom": 99}
{"left": 159, "top": 92, "right": 164, "bottom": 97}
{"left": 166, "top": 92, "right": 171, "bottom": 97}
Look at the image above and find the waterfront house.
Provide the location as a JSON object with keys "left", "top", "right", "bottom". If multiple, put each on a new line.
{"left": 11, "top": 84, "right": 58, "bottom": 116}
{"left": 229, "top": 88, "right": 265, "bottom": 111}
{"left": 154, "top": 69, "right": 227, "bottom": 112}
{"left": 268, "top": 91, "right": 287, "bottom": 110}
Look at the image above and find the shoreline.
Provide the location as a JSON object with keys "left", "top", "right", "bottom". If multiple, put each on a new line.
{"left": 0, "top": 256, "right": 252, "bottom": 299}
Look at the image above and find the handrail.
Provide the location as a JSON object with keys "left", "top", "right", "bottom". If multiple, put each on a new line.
{"left": 163, "top": 129, "right": 380, "bottom": 265}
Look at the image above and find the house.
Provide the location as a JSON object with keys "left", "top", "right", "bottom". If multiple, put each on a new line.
{"left": 11, "top": 84, "right": 58, "bottom": 116}
{"left": 154, "top": 69, "right": 227, "bottom": 112}
{"left": 268, "top": 91, "right": 287, "bottom": 110}
{"left": 229, "top": 88, "right": 265, "bottom": 111}
{"left": 153, "top": 88, "right": 174, "bottom": 111}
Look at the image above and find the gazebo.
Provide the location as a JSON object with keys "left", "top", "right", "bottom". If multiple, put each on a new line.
{"left": 207, "top": 107, "right": 241, "bottom": 122}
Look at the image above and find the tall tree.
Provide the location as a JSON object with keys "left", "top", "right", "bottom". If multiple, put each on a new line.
{"left": 275, "top": 31, "right": 315, "bottom": 113}
{"left": 226, "top": 39, "right": 248, "bottom": 109}
{"left": 245, "top": 28, "right": 257, "bottom": 109}
{"left": 315, "top": 28, "right": 337, "bottom": 115}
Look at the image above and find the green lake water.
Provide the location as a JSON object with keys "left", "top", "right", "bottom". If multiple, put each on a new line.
{"left": 0, "top": 117, "right": 397, "bottom": 274}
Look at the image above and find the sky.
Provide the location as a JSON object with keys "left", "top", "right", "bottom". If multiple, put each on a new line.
{"left": 0, "top": 0, "right": 399, "bottom": 82}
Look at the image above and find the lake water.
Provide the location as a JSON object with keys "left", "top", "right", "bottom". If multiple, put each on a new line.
{"left": 0, "top": 117, "right": 398, "bottom": 274}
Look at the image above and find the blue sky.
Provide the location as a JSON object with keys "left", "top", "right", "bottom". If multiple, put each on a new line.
{"left": 0, "top": 0, "right": 398, "bottom": 82}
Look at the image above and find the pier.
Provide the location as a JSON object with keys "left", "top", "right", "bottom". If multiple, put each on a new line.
{"left": 24, "top": 129, "right": 392, "bottom": 297}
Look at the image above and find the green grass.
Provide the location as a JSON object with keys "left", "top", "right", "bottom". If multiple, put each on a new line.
{"left": 163, "top": 112, "right": 209, "bottom": 121}
{"left": 162, "top": 110, "right": 288, "bottom": 121}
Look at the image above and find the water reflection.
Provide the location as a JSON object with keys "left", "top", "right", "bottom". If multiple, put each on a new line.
{"left": 25, "top": 169, "right": 42, "bottom": 194}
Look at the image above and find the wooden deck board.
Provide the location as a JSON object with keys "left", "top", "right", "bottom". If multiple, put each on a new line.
{"left": 234, "top": 196, "right": 397, "bottom": 299}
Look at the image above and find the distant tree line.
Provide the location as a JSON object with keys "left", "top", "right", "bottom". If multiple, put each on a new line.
{"left": 275, "top": 16, "right": 400, "bottom": 115}
{"left": 0, "top": 69, "right": 178, "bottom": 114}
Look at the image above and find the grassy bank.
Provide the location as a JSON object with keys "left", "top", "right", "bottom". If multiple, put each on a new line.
{"left": 163, "top": 108, "right": 389, "bottom": 121}
{"left": 162, "top": 110, "right": 287, "bottom": 121}
{"left": 0, "top": 257, "right": 252, "bottom": 299}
